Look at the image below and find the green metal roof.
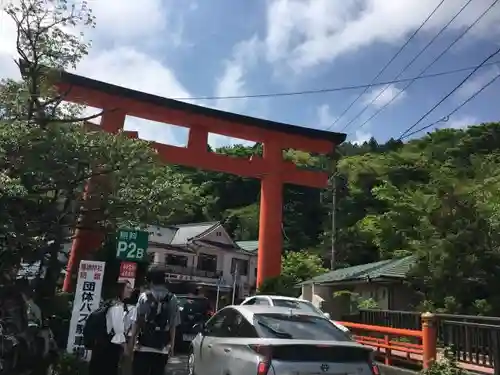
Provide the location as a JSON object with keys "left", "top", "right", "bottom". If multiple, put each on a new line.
{"left": 236, "top": 240, "right": 258, "bottom": 252}
{"left": 302, "top": 256, "right": 416, "bottom": 285}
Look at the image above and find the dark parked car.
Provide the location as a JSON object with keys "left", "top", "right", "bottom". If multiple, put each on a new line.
{"left": 175, "top": 295, "right": 213, "bottom": 349}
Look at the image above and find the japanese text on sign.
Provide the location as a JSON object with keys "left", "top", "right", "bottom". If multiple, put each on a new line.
{"left": 119, "top": 262, "right": 137, "bottom": 278}
{"left": 66, "top": 260, "right": 105, "bottom": 361}
{"left": 115, "top": 229, "right": 149, "bottom": 262}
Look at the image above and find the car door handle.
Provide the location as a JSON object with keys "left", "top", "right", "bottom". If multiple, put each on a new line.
{"left": 207, "top": 344, "right": 213, "bottom": 348}
{"left": 223, "top": 348, "right": 231, "bottom": 353}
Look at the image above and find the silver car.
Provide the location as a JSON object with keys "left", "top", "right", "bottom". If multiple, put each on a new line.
{"left": 188, "top": 305, "right": 378, "bottom": 375}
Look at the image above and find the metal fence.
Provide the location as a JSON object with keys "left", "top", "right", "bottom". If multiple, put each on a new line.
{"left": 441, "top": 320, "right": 500, "bottom": 369}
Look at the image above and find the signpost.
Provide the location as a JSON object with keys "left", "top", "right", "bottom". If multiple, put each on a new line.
{"left": 231, "top": 265, "right": 239, "bottom": 305}
{"left": 215, "top": 276, "right": 223, "bottom": 311}
{"left": 115, "top": 229, "right": 149, "bottom": 262}
{"left": 67, "top": 260, "right": 106, "bottom": 361}
{"left": 118, "top": 261, "right": 138, "bottom": 288}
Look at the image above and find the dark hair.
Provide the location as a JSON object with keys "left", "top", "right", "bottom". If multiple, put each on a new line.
{"left": 123, "top": 287, "right": 139, "bottom": 305}
{"left": 112, "top": 281, "right": 129, "bottom": 301}
{"left": 146, "top": 269, "right": 165, "bottom": 286}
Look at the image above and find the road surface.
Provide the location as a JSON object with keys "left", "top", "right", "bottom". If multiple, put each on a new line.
{"left": 166, "top": 355, "right": 188, "bottom": 375}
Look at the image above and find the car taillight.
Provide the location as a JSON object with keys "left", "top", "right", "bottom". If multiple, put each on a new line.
{"left": 249, "top": 345, "right": 272, "bottom": 375}
{"left": 257, "top": 361, "right": 270, "bottom": 375}
{"left": 371, "top": 361, "right": 380, "bottom": 375}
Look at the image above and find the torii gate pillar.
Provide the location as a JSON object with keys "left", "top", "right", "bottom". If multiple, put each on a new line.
{"left": 55, "top": 71, "right": 346, "bottom": 291}
{"left": 258, "top": 141, "right": 284, "bottom": 285}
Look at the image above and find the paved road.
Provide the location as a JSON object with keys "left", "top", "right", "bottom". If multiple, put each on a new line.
{"left": 166, "top": 355, "right": 189, "bottom": 375}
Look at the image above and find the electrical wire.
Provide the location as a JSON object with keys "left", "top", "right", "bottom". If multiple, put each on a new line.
{"left": 339, "top": 0, "right": 474, "bottom": 133}
{"left": 400, "top": 71, "right": 500, "bottom": 139}
{"left": 398, "top": 45, "right": 500, "bottom": 139}
{"left": 325, "top": 0, "right": 446, "bottom": 131}
{"left": 349, "top": 0, "right": 500, "bottom": 135}
{"left": 169, "top": 61, "right": 499, "bottom": 101}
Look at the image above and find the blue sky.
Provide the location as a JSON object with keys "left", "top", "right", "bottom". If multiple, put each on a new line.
{"left": 1, "top": 0, "right": 500, "bottom": 147}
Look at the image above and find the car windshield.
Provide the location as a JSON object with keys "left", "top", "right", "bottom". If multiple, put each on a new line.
{"left": 254, "top": 313, "right": 352, "bottom": 341}
{"left": 177, "top": 296, "right": 210, "bottom": 314}
{"left": 271, "top": 299, "right": 322, "bottom": 314}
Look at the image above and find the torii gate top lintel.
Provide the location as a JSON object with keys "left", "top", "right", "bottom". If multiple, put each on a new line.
{"left": 58, "top": 71, "right": 345, "bottom": 153}
{"left": 57, "top": 70, "right": 346, "bottom": 289}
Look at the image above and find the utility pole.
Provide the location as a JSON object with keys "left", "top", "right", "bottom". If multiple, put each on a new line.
{"left": 329, "top": 152, "right": 339, "bottom": 271}
{"left": 330, "top": 170, "right": 336, "bottom": 270}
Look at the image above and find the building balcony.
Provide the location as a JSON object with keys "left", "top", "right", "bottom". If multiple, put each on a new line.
{"left": 150, "top": 263, "right": 222, "bottom": 280}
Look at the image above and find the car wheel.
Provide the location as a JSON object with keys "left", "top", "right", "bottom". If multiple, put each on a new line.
{"left": 187, "top": 347, "right": 196, "bottom": 375}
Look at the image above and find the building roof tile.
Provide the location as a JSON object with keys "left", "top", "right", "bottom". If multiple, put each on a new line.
{"left": 302, "top": 256, "right": 416, "bottom": 285}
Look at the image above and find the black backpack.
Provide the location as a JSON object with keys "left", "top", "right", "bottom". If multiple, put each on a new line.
{"left": 82, "top": 302, "right": 112, "bottom": 349}
{"left": 137, "top": 292, "right": 173, "bottom": 349}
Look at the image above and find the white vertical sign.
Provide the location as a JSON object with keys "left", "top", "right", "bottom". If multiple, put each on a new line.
{"left": 66, "top": 260, "right": 106, "bottom": 361}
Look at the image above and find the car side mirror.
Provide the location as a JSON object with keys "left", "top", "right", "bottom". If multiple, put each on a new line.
{"left": 324, "top": 312, "right": 331, "bottom": 320}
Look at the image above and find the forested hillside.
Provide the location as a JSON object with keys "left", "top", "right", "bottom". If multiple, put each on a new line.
{"left": 169, "top": 123, "right": 500, "bottom": 315}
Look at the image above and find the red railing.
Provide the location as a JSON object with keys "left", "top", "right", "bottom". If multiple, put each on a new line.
{"left": 339, "top": 313, "right": 437, "bottom": 369}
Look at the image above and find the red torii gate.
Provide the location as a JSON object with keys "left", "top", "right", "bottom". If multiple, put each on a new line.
{"left": 57, "top": 71, "right": 345, "bottom": 291}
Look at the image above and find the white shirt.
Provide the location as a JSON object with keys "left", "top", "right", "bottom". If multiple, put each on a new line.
{"left": 106, "top": 302, "right": 127, "bottom": 345}
{"left": 124, "top": 305, "right": 136, "bottom": 337}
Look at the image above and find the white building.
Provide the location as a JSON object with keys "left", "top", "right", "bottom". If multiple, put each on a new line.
{"left": 146, "top": 222, "right": 258, "bottom": 298}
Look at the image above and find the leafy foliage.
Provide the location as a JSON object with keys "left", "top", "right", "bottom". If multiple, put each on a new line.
{"left": 0, "top": 0, "right": 204, "bottom": 298}
{"left": 3, "top": 0, "right": 500, "bottom": 319}
{"left": 257, "top": 252, "right": 327, "bottom": 296}
{"left": 420, "top": 350, "right": 465, "bottom": 375}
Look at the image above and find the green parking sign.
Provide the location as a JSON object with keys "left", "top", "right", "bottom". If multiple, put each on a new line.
{"left": 116, "top": 229, "right": 149, "bottom": 262}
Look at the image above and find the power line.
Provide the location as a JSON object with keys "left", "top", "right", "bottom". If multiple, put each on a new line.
{"left": 401, "top": 72, "right": 500, "bottom": 139}
{"left": 325, "top": 0, "right": 446, "bottom": 131}
{"left": 399, "top": 45, "right": 500, "bottom": 139}
{"left": 339, "top": 0, "right": 474, "bottom": 133}
{"left": 349, "top": 0, "right": 500, "bottom": 135}
{"left": 169, "top": 61, "right": 500, "bottom": 101}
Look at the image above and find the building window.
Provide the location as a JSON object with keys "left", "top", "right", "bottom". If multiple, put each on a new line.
{"left": 166, "top": 254, "right": 188, "bottom": 267}
{"left": 231, "top": 258, "right": 249, "bottom": 276}
{"left": 197, "top": 253, "right": 218, "bottom": 273}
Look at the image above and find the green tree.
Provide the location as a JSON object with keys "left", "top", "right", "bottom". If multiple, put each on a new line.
{"left": 0, "top": 0, "right": 205, "bottom": 298}
{"left": 257, "top": 251, "right": 327, "bottom": 296}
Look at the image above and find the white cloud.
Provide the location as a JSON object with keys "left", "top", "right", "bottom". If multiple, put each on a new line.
{"left": 456, "top": 66, "right": 500, "bottom": 99}
{"left": 316, "top": 104, "right": 337, "bottom": 129}
{"left": 362, "top": 84, "right": 406, "bottom": 109}
{"left": 446, "top": 115, "right": 477, "bottom": 129}
{"left": 214, "top": 36, "right": 261, "bottom": 113}
{"left": 0, "top": 0, "right": 195, "bottom": 146}
{"left": 352, "top": 130, "right": 372, "bottom": 145}
{"left": 263, "top": 0, "right": 500, "bottom": 72}
{"left": 210, "top": 36, "right": 262, "bottom": 148}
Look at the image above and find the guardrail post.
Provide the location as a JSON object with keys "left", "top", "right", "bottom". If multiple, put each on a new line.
{"left": 384, "top": 334, "right": 391, "bottom": 365}
{"left": 422, "top": 312, "right": 437, "bottom": 369}
{"left": 492, "top": 329, "right": 500, "bottom": 375}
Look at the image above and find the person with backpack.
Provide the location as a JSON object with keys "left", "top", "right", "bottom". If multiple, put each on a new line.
{"left": 85, "top": 280, "right": 133, "bottom": 375}
{"left": 129, "top": 269, "right": 180, "bottom": 375}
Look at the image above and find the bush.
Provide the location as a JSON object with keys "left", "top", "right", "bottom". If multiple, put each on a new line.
{"left": 420, "top": 352, "right": 465, "bottom": 375}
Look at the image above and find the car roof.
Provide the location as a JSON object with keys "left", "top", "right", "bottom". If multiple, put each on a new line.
{"left": 229, "top": 304, "right": 324, "bottom": 322}
{"left": 244, "top": 295, "right": 312, "bottom": 303}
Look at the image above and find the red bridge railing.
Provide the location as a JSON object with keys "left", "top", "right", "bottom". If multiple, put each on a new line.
{"left": 339, "top": 312, "right": 437, "bottom": 369}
